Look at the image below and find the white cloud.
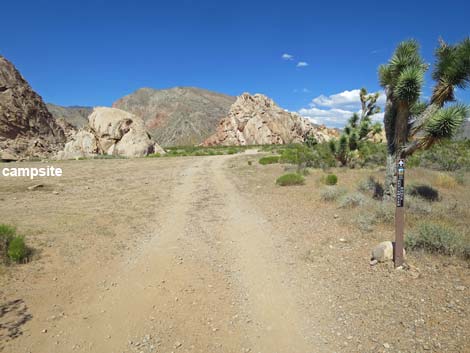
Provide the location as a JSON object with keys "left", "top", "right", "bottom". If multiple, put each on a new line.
{"left": 298, "top": 89, "right": 386, "bottom": 128}
{"left": 296, "top": 61, "right": 308, "bottom": 67}
{"left": 282, "top": 53, "right": 294, "bottom": 60}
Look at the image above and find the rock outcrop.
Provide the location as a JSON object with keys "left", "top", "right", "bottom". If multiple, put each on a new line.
{"left": 57, "top": 107, "right": 165, "bottom": 159}
{"left": 203, "top": 93, "right": 339, "bottom": 146}
{"left": 0, "top": 56, "right": 65, "bottom": 160}
{"left": 113, "top": 87, "right": 235, "bottom": 146}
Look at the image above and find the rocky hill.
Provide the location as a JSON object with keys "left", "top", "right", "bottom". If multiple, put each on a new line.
{"left": 0, "top": 56, "right": 65, "bottom": 160}
{"left": 203, "top": 93, "right": 339, "bottom": 146}
{"left": 112, "top": 87, "right": 235, "bottom": 146}
{"left": 46, "top": 104, "right": 92, "bottom": 129}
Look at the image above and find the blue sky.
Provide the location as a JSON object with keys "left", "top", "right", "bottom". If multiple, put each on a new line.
{"left": 2, "top": 0, "right": 469, "bottom": 127}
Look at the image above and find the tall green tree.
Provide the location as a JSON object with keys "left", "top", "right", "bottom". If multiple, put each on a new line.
{"left": 379, "top": 38, "right": 470, "bottom": 198}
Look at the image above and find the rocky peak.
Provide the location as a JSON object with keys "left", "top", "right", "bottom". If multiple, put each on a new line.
{"left": 0, "top": 56, "right": 65, "bottom": 160}
{"left": 203, "top": 93, "right": 338, "bottom": 146}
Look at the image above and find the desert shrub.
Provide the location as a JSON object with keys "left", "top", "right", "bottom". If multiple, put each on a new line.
{"left": 356, "top": 213, "right": 376, "bottom": 232}
{"left": 259, "top": 156, "right": 280, "bottom": 165}
{"left": 357, "top": 176, "right": 384, "bottom": 199}
{"left": 454, "top": 171, "right": 465, "bottom": 185}
{"left": 324, "top": 174, "right": 338, "bottom": 185}
{"left": 406, "top": 196, "right": 433, "bottom": 215}
{"left": 227, "top": 148, "right": 237, "bottom": 155}
{"left": 7, "top": 236, "right": 28, "bottom": 263}
{"left": 276, "top": 173, "right": 305, "bottom": 186}
{"left": 247, "top": 160, "right": 252, "bottom": 166}
{"left": 320, "top": 187, "right": 347, "bottom": 202}
{"left": 339, "top": 192, "right": 367, "bottom": 208}
{"left": 407, "top": 140, "right": 470, "bottom": 171}
{"left": 406, "top": 184, "right": 440, "bottom": 202}
{"left": 374, "top": 202, "right": 395, "bottom": 224}
{"left": 356, "top": 142, "right": 387, "bottom": 167}
{"left": 406, "top": 222, "right": 468, "bottom": 258}
{"left": 433, "top": 173, "right": 457, "bottom": 188}
{"left": 0, "top": 224, "right": 16, "bottom": 261}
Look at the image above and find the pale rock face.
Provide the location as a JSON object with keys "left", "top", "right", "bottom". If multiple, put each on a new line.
{"left": 57, "top": 107, "right": 164, "bottom": 159}
{"left": 203, "top": 93, "right": 338, "bottom": 146}
{"left": 57, "top": 130, "right": 98, "bottom": 160}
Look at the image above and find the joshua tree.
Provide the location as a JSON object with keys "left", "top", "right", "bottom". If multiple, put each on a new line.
{"left": 330, "top": 88, "right": 382, "bottom": 165}
{"left": 380, "top": 38, "right": 470, "bottom": 198}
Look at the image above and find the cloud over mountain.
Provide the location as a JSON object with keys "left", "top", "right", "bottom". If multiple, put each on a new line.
{"left": 298, "top": 89, "right": 385, "bottom": 128}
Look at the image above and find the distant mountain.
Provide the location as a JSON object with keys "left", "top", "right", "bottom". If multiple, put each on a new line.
{"left": 46, "top": 103, "right": 92, "bottom": 129}
{"left": 112, "top": 87, "right": 235, "bottom": 146}
{"left": 0, "top": 55, "right": 65, "bottom": 160}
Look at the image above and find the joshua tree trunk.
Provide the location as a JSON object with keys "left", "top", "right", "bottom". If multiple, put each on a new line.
{"left": 384, "top": 99, "right": 409, "bottom": 200}
{"left": 384, "top": 153, "right": 396, "bottom": 199}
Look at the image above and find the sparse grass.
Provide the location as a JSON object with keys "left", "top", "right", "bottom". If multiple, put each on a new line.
{"left": 276, "top": 173, "right": 305, "bottom": 186}
{"left": 374, "top": 202, "right": 395, "bottom": 224}
{"left": 356, "top": 213, "right": 376, "bottom": 233}
{"left": 320, "top": 187, "right": 347, "bottom": 202}
{"left": 433, "top": 173, "right": 457, "bottom": 188}
{"left": 406, "top": 222, "right": 469, "bottom": 260}
{"left": 259, "top": 156, "right": 280, "bottom": 165}
{"left": 406, "top": 196, "right": 433, "bottom": 215}
{"left": 324, "top": 174, "right": 338, "bottom": 185}
{"left": 148, "top": 145, "right": 248, "bottom": 158}
{"left": 339, "top": 192, "right": 367, "bottom": 208}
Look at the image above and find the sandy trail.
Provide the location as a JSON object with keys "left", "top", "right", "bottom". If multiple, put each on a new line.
{"left": 3, "top": 155, "right": 315, "bottom": 353}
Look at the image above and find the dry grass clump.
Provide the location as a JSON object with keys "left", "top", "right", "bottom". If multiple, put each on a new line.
{"left": 433, "top": 172, "right": 458, "bottom": 188}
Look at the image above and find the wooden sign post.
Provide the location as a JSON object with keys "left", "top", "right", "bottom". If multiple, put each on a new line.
{"left": 395, "top": 159, "right": 405, "bottom": 267}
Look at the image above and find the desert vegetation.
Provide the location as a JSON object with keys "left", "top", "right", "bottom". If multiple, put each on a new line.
{"left": 0, "top": 224, "right": 30, "bottom": 264}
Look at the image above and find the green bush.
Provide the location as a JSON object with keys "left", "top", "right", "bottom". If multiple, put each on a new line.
{"left": 276, "top": 173, "right": 305, "bottom": 186}
{"left": 227, "top": 148, "right": 238, "bottom": 155}
{"left": 8, "top": 236, "right": 28, "bottom": 263}
{"left": 406, "top": 223, "right": 468, "bottom": 258}
{"left": 324, "top": 174, "right": 338, "bottom": 185}
{"left": 247, "top": 160, "right": 252, "bottom": 166}
{"left": 259, "top": 156, "right": 280, "bottom": 165}
{"left": 320, "top": 187, "right": 347, "bottom": 202}
{"left": 0, "top": 224, "right": 16, "bottom": 261}
{"left": 407, "top": 140, "right": 470, "bottom": 171}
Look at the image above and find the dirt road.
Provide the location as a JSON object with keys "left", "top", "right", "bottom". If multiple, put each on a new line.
{"left": 1, "top": 154, "right": 469, "bottom": 353}
{"left": 1, "top": 155, "right": 320, "bottom": 353}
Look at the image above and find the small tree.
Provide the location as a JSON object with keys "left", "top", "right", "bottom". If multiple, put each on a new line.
{"left": 330, "top": 88, "right": 383, "bottom": 165}
{"left": 379, "top": 38, "right": 470, "bottom": 198}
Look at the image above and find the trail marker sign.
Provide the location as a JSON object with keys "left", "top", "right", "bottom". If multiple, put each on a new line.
{"left": 395, "top": 159, "right": 405, "bottom": 267}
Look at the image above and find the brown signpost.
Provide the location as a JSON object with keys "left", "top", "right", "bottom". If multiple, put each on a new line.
{"left": 395, "top": 159, "right": 405, "bottom": 267}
